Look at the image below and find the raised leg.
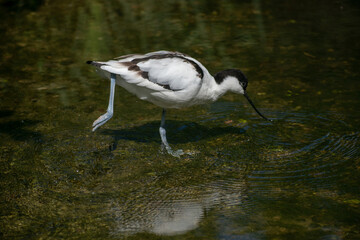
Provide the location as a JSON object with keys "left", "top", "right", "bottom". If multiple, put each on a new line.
{"left": 92, "top": 73, "right": 116, "bottom": 131}
{"left": 159, "top": 109, "right": 184, "bottom": 157}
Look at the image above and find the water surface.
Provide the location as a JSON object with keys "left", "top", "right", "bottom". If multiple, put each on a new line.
{"left": 1, "top": 0, "right": 359, "bottom": 239}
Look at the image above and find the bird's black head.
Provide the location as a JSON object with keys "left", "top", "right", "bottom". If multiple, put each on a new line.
{"left": 214, "top": 69, "right": 271, "bottom": 121}
{"left": 214, "top": 69, "right": 248, "bottom": 90}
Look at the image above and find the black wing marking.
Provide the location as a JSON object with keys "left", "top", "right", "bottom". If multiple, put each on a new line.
{"left": 131, "top": 53, "right": 204, "bottom": 79}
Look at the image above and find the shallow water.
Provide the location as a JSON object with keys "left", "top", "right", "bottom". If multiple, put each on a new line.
{"left": 1, "top": 0, "right": 360, "bottom": 239}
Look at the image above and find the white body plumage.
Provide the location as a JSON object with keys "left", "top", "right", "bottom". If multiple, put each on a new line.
{"left": 89, "top": 51, "right": 244, "bottom": 109}
{"left": 87, "top": 50, "right": 270, "bottom": 157}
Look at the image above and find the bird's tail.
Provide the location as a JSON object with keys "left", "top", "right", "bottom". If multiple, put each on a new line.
{"left": 86, "top": 60, "right": 105, "bottom": 68}
{"left": 86, "top": 60, "right": 111, "bottom": 79}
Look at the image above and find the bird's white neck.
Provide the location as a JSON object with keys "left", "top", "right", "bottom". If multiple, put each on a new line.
{"left": 216, "top": 75, "right": 245, "bottom": 95}
{"left": 195, "top": 76, "right": 232, "bottom": 103}
{"left": 195, "top": 74, "right": 245, "bottom": 106}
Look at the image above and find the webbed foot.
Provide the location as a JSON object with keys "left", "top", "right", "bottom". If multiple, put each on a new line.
{"left": 161, "top": 144, "right": 184, "bottom": 158}
{"left": 92, "top": 111, "right": 113, "bottom": 131}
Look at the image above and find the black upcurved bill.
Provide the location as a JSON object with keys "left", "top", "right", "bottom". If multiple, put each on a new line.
{"left": 244, "top": 92, "right": 271, "bottom": 121}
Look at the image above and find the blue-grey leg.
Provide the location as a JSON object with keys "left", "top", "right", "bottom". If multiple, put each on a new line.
{"left": 92, "top": 73, "right": 116, "bottom": 131}
{"left": 159, "top": 109, "right": 184, "bottom": 157}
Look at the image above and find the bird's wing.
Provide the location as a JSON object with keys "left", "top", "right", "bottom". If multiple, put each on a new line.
{"left": 90, "top": 52, "right": 204, "bottom": 92}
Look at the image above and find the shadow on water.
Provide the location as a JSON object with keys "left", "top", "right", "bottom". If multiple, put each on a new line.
{"left": 0, "top": 0, "right": 45, "bottom": 12}
{"left": 100, "top": 120, "right": 246, "bottom": 148}
{"left": 0, "top": 110, "right": 13, "bottom": 118}
{"left": 0, "top": 110, "right": 42, "bottom": 141}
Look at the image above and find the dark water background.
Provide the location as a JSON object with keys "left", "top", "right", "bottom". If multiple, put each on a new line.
{"left": 1, "top": 0, "right": 359, "bottom": 239}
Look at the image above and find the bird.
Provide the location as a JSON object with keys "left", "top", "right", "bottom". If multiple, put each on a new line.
{"left": 87, "top": 50, "right": 270, "bottom": 157}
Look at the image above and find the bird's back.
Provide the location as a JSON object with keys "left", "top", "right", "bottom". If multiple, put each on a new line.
{"left": 88, "top": 51, "right": 214, "bottom": 108}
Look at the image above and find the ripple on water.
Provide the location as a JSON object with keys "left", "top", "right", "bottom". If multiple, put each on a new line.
{"left": 108, "top": 179, "right": 252, "bottom": 236}
{"left": 247, "top": 110, "right": 360, "bottom": 188}
{"left": 104, "top": 110, "right": 360, "bottom": 237}
{"left": 14, "top": 110, "right": 358, "bottom": 237}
